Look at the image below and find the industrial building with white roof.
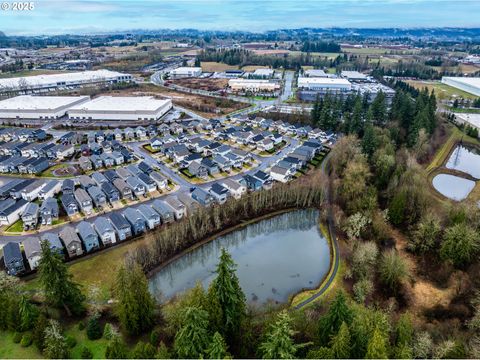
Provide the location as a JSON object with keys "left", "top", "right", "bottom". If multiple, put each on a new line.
{"left": 441, "top": 77, "right": 480, "bottom": 97}
{"left": 67, "top": 96, "right": 172, "bottom": 121}
{"left": 0, "top": 69, "right": 133, "bottom": 95}
{"left": 297, "top": 77, "right": 352, "bottom": 92}
{"left": 0, "top": 95, "right": 90, "bottom": 119}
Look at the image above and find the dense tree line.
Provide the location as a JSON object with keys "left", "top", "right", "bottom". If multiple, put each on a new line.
{"left": 301, "top": 41, "right": 341, "bottom": 53}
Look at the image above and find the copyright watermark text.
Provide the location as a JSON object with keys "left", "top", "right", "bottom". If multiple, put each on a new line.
{"left": 1, "top": 2, "right": 35, "bottom": 11}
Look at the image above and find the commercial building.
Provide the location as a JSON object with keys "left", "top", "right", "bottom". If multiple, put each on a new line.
{"left": 68, "top": 96, "right": 172, "bottom": 121}
{"left": 441, "top": 77, "right": 480, "bottom": 97}
{"left": 0, "top": 95, "right": 90, "bottom": 120}
{"left": 228, "top": 79, "right": 281, "bottom": 94}
{"left": 454, "top": 113, "right": 480, "bottom": 134}
{"left": 341, "top": 71, "right": 369, "bottom": 82}
{"left": 170, "top": 67, "right": 202, "bottom": 79}
{"left": 297, "top": 77, "right": 352, "bottom": 93}
{"left": 0, "top": 69, "right": 133, "bottom": 95}
{"left": 251, "top": 68, "right": 275, "bottom": 79}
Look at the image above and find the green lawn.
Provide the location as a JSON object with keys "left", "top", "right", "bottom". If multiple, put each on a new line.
{"left": 5, "top": 219, "right": 24, "bottom": 233}
{"left": 143, "top": 145, "right": 160, "bottom": 153}
{"left": 65, "top": 323, "right": 110, "bottom": 359}
{"left": 449, "top": 107, "right": 480, "bottom": 114}
{"left": 0, "top": 331, "right": 43, "bottom": 359}
{"left": 40, "top": 163, "right": 73, "bottom": 178}
{"left": 406, "top": 80, "right": 479, "bottom": 100}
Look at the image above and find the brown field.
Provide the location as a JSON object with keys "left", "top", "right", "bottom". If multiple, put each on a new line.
{"left": 170, "top": 77, "right": 229, "bottom": 91}
{"left": 241, "top": 65, "right": 273, "bottom": 72}
{"left": 201, "top": 61, "right": 239, "bottom": 72}
{"left": 101, "top": 83, "right": 248, "bottom": 118}
{"left": 406, "top": 80, "right": 478, "bottom": 100}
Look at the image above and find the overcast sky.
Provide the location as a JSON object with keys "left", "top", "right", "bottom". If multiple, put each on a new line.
{"left": 1, "top": 0, "right": 480, "bottom": 36}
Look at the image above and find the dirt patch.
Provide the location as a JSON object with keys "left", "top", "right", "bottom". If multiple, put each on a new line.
{"left": 169, "top": 78, "right": 228, "bottom": 91}
{"left": 100, "top": 83, "right": 249, "bottom": 118}
{"left": 201, "top": 62, "right": 239, "bottom": 72}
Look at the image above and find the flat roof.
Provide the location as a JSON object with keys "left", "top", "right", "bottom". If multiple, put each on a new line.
{"left": 0, "top": 95, "right": 90, "bottom": 110}
{"left": 171, "top": 67, "right": 201, "bottom": 74}
{"left": 298, "top": 77, "right": 351, "bottom": 85}
{"left": 0, "top": 70, "right": 131, "bottom": 90}
{"left": 253, "top": 68, "right": 274, "bottom": 75}
{"left": 442, "top": 77, "right": 480, "bottom": 88}
{"left": 304, "top": 69, "right": 328, "bottom": 77}
{"left": 341, "top": 71, "right": 368, "bottom": 80}
{"left": 69, "top": 96, "right": 171, "bottom": 112}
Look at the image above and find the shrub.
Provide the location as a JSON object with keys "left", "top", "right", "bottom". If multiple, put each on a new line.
{"left": 86, "top": 316, "right": 102, "bottom": 340}
{"left": 13, "top": 332, "right": 22, "bottom": 344}
{"left": 66, "top": 335, "right": 77, "bottom": 348}
{"left": 103, "top": 323, "right": 115, "bottom": 340}
{"left": 150, "top": 329, "right": 160, "bottom": 346}
{"left": 81, "top": 346, "right": 93, "bottom": 359}
{"left": 78, "top": 321, "right": 86, "bottom": 331}
{"left": 20, "top": 333, "right": 33, "bottom": 347}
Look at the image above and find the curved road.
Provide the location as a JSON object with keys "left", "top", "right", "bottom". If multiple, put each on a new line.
{"left": 294, "top": 152, "right": 340, "bottom": 309}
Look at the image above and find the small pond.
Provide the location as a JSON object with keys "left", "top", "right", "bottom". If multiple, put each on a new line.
{"left": 148, "top": 209, "right": 330, "bottom": 304}
{"left": 446, "top": 145, "right": 480, "bottom": 179}
{"left": 432, "top": 173, "right": 475, "bottom": 201}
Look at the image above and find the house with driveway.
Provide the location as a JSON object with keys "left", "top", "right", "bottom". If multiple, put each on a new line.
{"left": 138, "top": 204, "right": 161, "bottom": 230}
{"left": 76, "top": 221, "right": 100, "bottom": 253}
{"left": 93, "top": 216, "right": 117, "bottom": 246}
{"left": 151, "top": 199, "right": 174, "bottom": 224}
{"left": 109, "top": 212, "right": 132, "bottom": 241}
{"left": 74, "top": 188, "right": 93, "bottom": 215}
{"left": 59, "top": 226, "right": 83, "bottom": 258}
{"left": 3, "top": 242, "right": 25, "bottom": 275}
{"left": 23, "top": 236, "right": 42, "bottom": 270}
{"left": 123, "top": 208, "right": 146, "bottom": 235}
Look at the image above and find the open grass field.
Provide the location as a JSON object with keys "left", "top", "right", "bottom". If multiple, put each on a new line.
{"left": 406, "top": 80, "right": 479, "bottom": 100}
{"left": 200, "top": 61, "right": 239, "bottom": 72}
{"left": 4, "top": 219, "right": 23, "bottom": 233}
{"left": 0, "top": 331, "right": 43, "bottom": 359}
{"left": 241, "top": 65, "right": 273, "bottom": 72}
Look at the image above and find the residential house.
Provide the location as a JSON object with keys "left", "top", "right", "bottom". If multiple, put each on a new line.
{"left": 138, "top": 173, "right": 157, "bottom": 193}
{"left": 61, "top": 194, "right": 79, "bottom": 216}
{"left": 100, "top": 153, "right": 115, "bottom": 167}
{"left": 23, "top": 236, "right": 42, "bottom": 270}
{"left": 55, "top": 144, "right": 75, "bottom": 160}
{"left": 212, "top": 154, "right": 232, "bottom": 172}
{"left": 116, "top": 167, "right": 131, "bottom": 180}
{"left": 209, "top": 183, "right": 229, "bottom": 204}
{"left": 101, "top": 182, "right": 121, "bottom": 204}
{"left": 93, "top": 216, "right": 117, "bottom": 246}
{"left": 201, "top": 158, "right": 220, "bottom": 175}
{"left": 221, "top": 178, "right": 246, "bottom": 199}
{"left": 40, "top": 197, "right": 59, "bottom": 225}
{"left": 151, "top": 200, "right": 174, "bottom": 224}
{"left": 21, "top": 180, "right": 47, "bottom": 202}
{"left": 61, "top": 179, "right": 75, "bottom": 195}
{"left": 191, "top": 187, "right": 215, "bottom": 207}
{"left": 78, "top": 175, "right": 96, "bottom": 190}
{"left": 9, "top": 179, "right": 35, "bottom": 199}
{"left": 21, "top": 202, "right": 39, "bottom": 230}
{"left": 87, "top": 186, "right": 107, "bottom": 208}
{"left": 241, "top": 174, "right": 263, "bottom": 191}
{"left": 126, "top": 164, "right": 142, "bottom": 177}
{"left": 103, "top": 169, "right": 119, "bottom": 183}
{"left": 188, "top": 161, "right": 208, "bottom": 179}
{"left": 76, "top": 221, "right": 100, "bottom": 253}
{"left": 253, "top": 170, "right": 273, "bottom": 190}
{"left": 113, "top": 178, "right": 133, "bottom": 200}
{"left": 90, "top": 154, "right": 103, "bottom": 169}
{"left": 79, "top": 156, "right": 92, "bottom": 171}
{"left": 27, "top": 157, "right": 49, "bottom": 174}
{"left": 258, "top": 138, "right": 274, "bottom": 152}
{"left": 59, "top": 226, "right": 83, "bottom": 258}
{"left": 38, "top": 180, "right": 61, "bottom": 200}
{"left": 40, "top": 233, "right": 64, "bottom": 257}
{"left": 111, "top": 151, "right": 124, "bottom": 166}
{"left": 3, "top": 242, "right": 25, "bottom": 275}
{"left": 108, "top": 213, "right": 132, "bottom": 241}
{"left": 138, "top": 161, "right": 153, "bottom": 174}
{"left": 138, "top": 204, "right": 161, "bottom": 230}
{"left": 270, "top": 165, "right": 293, "bottom": 183}
{"left": 74, "top": 188, "right": 93, "bottom": 215}
{"left": 164, "top": 196, "right": 186, "bottom": 220}
{"left": 122, "top": 208, "right": 146, "bottom": 235}
{"left": 126, "top": 177, "right": 146, "bottom": 198}
{"left": 0, "top": 199, "right": 28, "bottom": 225}
{"left": 177, "top": 192, "right": 201, "bottom": 214}
{"left": 149, "top": 171, "right": 168, "bottom": 190}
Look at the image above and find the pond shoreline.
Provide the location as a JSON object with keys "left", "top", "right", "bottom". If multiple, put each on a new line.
{"left": 147, "top": 208, "right": 334, "bottom": 305}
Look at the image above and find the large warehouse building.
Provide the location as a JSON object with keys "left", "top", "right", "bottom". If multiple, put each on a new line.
{"left": 297, "top": 77, "right": 352, "bottom": 93}
{"left": 68, "top": 96, "right": 172, "bottom": 121}
{"left": 0, "top": 95, "right": 90, "bottom": 119}
{"left": 0, "top": 70, "right": 133, "bottom": 95}
{"left": 169, "top": 67, "right": 202, "bottom": 79}
{"left": 441, "top": 77, "right": 480, "bottom": 97}
{"left": 228, "top": 79, "right": 281, "bottom": 93}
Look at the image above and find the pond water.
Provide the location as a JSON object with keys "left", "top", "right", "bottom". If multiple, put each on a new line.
{"left": 148, "top": 209, "right": 330, "bottom": 304}
{"left": 446, "top": 145, "right": 480, "bottom": 179}
{"left": 432, "top": 173, "right": 475, "bottom": 201}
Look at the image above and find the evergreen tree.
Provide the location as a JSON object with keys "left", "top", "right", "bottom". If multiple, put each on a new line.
{"left": 32, "top": 313, "right": 48, "bottom": 351}
{"left": 379, "top": 249, "right": 410, "bottom": 293}
{"left": 38, "top": 240, "right": 85, "bottom": 316}
{"left": 259, "top": 310, "right": 300, "bottom": 359}
{"left": 330, "top": 321, "right": 351, "bottom": 359}
{"left": 174, "top": 306, "right": 210, "bottom": 359}
{"left": 18, "top": 295, "right": 38, "bottom": 331}
{"left": 43, "top": 319, "right": 70, "bottom": 359}
{"left": 207, "top": 248, "right": 246, "bottom": 344}
{"left": 318, "top": 291, "right": 354, "bottom": 345}
{"left": 370, "top": 91, "right": 387, "bottom": 125}
{"left": 365, "top": 327, "right": 388, "bottom": 359}
{"left": 130, "top": 341, "right": 156, "bottom": 359}
{"left": 440, "top": 223, "right": 480, "bottom": 267}
{"left": 105, "top": 334, "right": 129, "bottom": 359}
{"left": 362, "top": 123, "right": 377, "bottom": 158}
{"left": 114, "top": 264, "right": 156, "bottom": 335}
{"left": 350, "top": 96, "right": 363, "bottom": 135}
{"left": 86, "top": 315, "right": 102, "bottom": 340}
{"left": 206, "top": 331, "right": 229, "bottom": 359}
